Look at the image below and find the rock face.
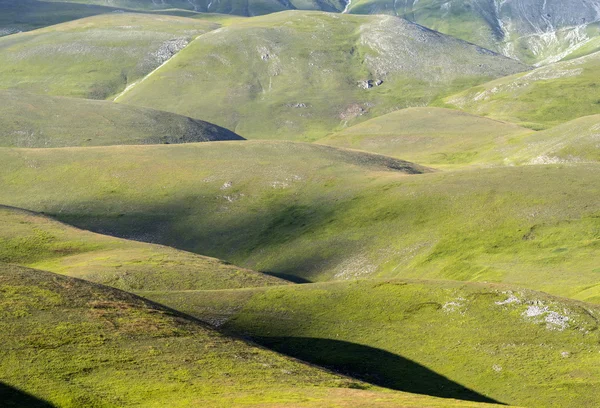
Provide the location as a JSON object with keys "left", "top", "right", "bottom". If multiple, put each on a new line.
{"left": 359, "top": 0, "right": 600, "bottom": 64}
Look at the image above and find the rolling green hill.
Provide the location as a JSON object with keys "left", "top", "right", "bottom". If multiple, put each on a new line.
{"left": 1, "top": 264, "right": 504, "bottom": 407}
{"left": 445, "top": 50, "right": 600, "bottom": 130}
{"left": 0, "top": 142, "right": 598, "bottom": 302}
{"left": 146, "top": 279, "right": 600, "bottom": 408}
{"left": 0, "top": 205, "right": 283, "bottom": 290}
{"left": 0, "top": 90, "right": 242, "bottom": 147}
{"left": 117, "top": 11, "right": 527, "bottom": 141}
{"left": 318, "top": 107, "right": 533, "bottom": 167}
{"left": 505, "top": 114, "right": 600, "bottom": 165}
{"left": 0, "top": 13, "right": 217, "bottom": 99}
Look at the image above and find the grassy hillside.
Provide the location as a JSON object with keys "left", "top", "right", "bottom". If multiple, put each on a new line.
{"left": 0, "top": 13, "right": 217, "bottom": 99}
{"left": 505, "top": 114, "right": 600, "bottom": 165}
{"left": 0, "top": 142, "right": 599, "bottom": 301}
{"left": 445, "top": 50, "right": 600, "bottom": 130}
{"left": 0, "top": 90, "right": 242, "bottom": 147}
{"left": 1, "top": 264, "right": 504, "bottom": 407}
{"left": 118, "top": 11, "right": 526, "bottom": 141}
{"left": 146, "top": 279, "right": 600, "bottom": 408}
{"left": 0, "top": 205, "right": 283, "bottom": 290}
{"left": 318, "top": 107, "right": 533, "bottom": 168}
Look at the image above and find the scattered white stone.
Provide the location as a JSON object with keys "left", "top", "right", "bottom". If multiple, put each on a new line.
{"left": 495, "top": 293, "right": 521, "bottom": 305}
{"left": 220, "top": 181, "right": 232, "bottom": 190}
{"left": 492, "top": 364, "right": 502, "bottom": 373}
{"left": 523, "top": 304, "right": 570, "bottom": 331}
{"left": 561, "top": 351, "right": 571, "bottom": 358}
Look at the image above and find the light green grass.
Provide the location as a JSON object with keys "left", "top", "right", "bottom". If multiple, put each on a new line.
{"left": 1, "top": 264, "right": 506, "bottom": 407}
{"left": 118, "top": 11, "right": 526, "bottom": 141}
{"left": 0, "top": 89, "right": 242, "bottom": 147}
{"left": 0, "top": 13, "right": 218, "bottom": 99}
{"left": 445, "top": 50, "right": 600, "bottom": 129}
{"left": 0, "top": 205, "right": 284, "bottom": 290}
{"left": 0, "top": 141, "right": 598, "bottom": 302}
{"left": 146, "top": 279, "right": 600, "bottom": 408}
{"left": 318, "top": 107, "right": 533, "bottom": 168}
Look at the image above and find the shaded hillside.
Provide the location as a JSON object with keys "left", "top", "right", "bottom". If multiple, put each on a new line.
{"left": 0, "top": 205, "right": 282, "bottom": 290}
{"left": 0, "top": 90, "right": 242, "bottom": 147}
{"left": 0, "top": 264, "right": 504, "bottom": 407}
{"left": 0, "top": 142, "right": 598, "bottom": 301}
{"left": 118, "top": 11, "right": 527, "bottom": 141}
{"left": 147, "top": 279, "right": 600, "bottom": 408}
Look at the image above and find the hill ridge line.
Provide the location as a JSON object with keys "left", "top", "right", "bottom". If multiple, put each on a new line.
{"left": 113, "top": 29, "right": 222, "bottom": 102}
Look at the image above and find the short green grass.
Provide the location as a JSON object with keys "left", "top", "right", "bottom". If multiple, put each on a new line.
{"left": 1, "top": 264, "right": 505, "bottom": 407}
{"left": 0, "top": 205, "right": 284, "bottom": 290}
{"left": 444, "top": 50, "right": 600, "bottom": 129}
{"left": 0, "top": 89, "right": 242, "bottom": 147}
{"left": 146, "top": 279, "right": 600, "bottom": 408}
{"left": 0, "top": 13, "right": 218, "bottom": 99}
{"left": 318, "top": 107, "right": 534, "bottom": 168}
{"left": 117, "top": 11, "right": 526, "bottom": 141}
{"left": 0, "top": 141, "right": 598, "bottom": 302}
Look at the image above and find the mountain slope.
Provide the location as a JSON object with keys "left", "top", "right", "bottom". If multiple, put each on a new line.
{"left": 0, "top": 90, "right": 242, "bottom": 147}
{"left": 0, "top": 142, "right": 599, "bottom": 301}
{"left": 0, "top": 13, "right": 217, "bottom": 99}
{"left": 318, "top": 107, "right": 533, "bottom": 167}
{"left": 346, "top": 0, "right": 600, "bottom": 65}
{"left": 445, "top": 50, "right": 600, "bottom": 129}
{"left": 0, "top": 264, "right": 502, "bottom": 407}
{"left": 0, "top": 205, "right": 283, "bottom": 290}
{"left": 147, "top": 279, "right": 600, "bottom": 408}
{"left": 118, "top": 11, "right": 527, "bottom": 141}
{"left": 505, "top": 114, "right": 600, "bottom": 165}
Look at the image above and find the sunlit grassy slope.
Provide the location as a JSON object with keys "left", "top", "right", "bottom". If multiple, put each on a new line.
{"left": 0, "top": 205, "right": 283, "bottom": 290}
{"left": 0, "top": 90, "right": 242, "bottom": 147}
{"left": 318, "top": 107, "right": 533, "bottom": 168}
{"left": 1, "top": 264, "right": 505, "bottom": 407}
{"left": 0, "top": 141, "right": 598, "bottom": 301}
{"left": 445, "top": 50, "right": 600, "bottom": 130}
{"left": 0, "top": 13, "right": 217, "bottom": 99}
{"left": 505, "top": 114, "right": 600, "bottom": 165}
{"left": 146, "top": 279, "right": 600, "bottom": 408}
{"left": 118, "top": 11, "right": 526, "bottom": 141}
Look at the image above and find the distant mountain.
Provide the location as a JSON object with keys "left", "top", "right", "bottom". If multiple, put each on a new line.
{"left": 36, "top": 0, "right": 600, "bottom": 64}
{"left": 117, "top": 11, "right": 526, "bottom": 141}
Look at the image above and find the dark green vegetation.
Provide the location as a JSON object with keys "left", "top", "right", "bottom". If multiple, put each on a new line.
{"left": 146, "top": 279, "right": 600, "bottom": 408}
{"left": 117, "top": 11, "right": 526, "bottom": 141}
{"left": 0, "top": 142, "right": 598, "bottom": 303}
{"left": 3, "top": 263, "right": 506, "bottom": 407}
{"left": 0, "top": 90, "right": 243, "bottom": 147}
{"left": 0, "top": 13, "right": 217, "bottom": 99}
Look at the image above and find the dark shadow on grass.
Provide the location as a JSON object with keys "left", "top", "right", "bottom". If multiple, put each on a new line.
{"left": 261, "top": 271, "right": 312, "bottom": 283}
{"left": 252, "top": 336, "right": 504, "bottom": 405}
{"left": 0, "top": 383, "right": 55, "bottom": 408}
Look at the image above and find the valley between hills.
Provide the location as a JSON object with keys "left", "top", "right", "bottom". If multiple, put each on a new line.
{"left": 1, "top": 1, "right": 600, "bottom": 407}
